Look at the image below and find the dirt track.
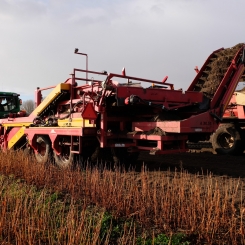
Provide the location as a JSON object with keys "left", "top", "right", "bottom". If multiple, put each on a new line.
{"left": 136, "top": 151, "right": 245, "bottom": 178}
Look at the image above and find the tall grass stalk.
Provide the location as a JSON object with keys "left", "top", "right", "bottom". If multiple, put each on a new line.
{"left": 0, "top": 150, "right": 244, "bottom": 244}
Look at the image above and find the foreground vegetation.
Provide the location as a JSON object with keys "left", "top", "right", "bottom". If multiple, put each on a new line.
{"left": 0, "top": 151, "right": 244, "bottom": 244}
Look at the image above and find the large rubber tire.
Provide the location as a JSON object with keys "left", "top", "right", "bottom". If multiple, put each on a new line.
{"left": 35, "top": 136, "right": 52, "bottom": 163}
{"left": 54, "top": 147, "right": 74, "bottom": 168}
{"left": 212, "top": 124, "right": 243, "bottom": 155}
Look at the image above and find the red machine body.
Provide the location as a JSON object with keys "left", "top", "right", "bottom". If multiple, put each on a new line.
{"left": 0, "top": 44, "right": 244, "bottom": 166}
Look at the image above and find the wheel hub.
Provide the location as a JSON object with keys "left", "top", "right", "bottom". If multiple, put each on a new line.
{"left": 218, "top": 133, "right": 234, "bottom": 149}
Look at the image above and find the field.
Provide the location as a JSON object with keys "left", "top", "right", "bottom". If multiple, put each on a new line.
{"left": 1, "top": 43, "right": 244, "bottom": 244}
{"left": 0, "top": 150, "right": 244, "bottom": 244}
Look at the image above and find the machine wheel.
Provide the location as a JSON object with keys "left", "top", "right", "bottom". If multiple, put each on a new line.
{"left": 212, "top": 124, "right": 243, "bottom": 155}
{"left": 35, "top": 136, "right": 52, "bottom": 163}
{"left": 53, "top": 146, "right": 74, "bottom": 168}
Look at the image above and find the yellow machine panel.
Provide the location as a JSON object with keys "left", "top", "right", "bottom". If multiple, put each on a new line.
{"left": 7, "top": 127, "right": 25, "bottom": 149}
{"left": 57, "top": 118, "right": 95, "bottom": 127}
{"left": 234, "top": 91, "right": 245, "bottom": 106}
{"left": 31, "top": 83, "right": 70, "bottom": 117}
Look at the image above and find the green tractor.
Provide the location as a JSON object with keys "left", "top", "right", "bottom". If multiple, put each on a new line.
{"left": 0, "top": 92, "right": 23, "bottom": 118}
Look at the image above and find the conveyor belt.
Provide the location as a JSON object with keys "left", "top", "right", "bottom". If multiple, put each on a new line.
{"left": 30, "top": 83, "right": 70, "bottom": 117}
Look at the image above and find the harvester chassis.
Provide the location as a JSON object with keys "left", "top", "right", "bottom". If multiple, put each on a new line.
{"left": 0, "top": 44, "right": 245, "bottom": 167}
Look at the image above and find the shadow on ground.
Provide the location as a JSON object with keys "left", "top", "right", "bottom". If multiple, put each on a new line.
{"left": 128, "top": 151, "right": 245, "bottom": 178}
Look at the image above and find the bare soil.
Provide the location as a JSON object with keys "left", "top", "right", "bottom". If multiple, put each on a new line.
{"left": 137, "top": 151, "right": 245, "bottom": 178}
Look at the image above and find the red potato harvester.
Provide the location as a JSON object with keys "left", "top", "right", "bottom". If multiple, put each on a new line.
{"left": 0, "top": 44, "right": 244, "bottom": 167}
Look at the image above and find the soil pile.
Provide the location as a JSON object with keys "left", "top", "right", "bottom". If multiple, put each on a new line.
{"left": 151, "top": 44, "right": 244, "bottom": 122}
{"left": 151, "top": 111, "right": 181, "bottom": 122}
{"left": 198, "top": 43, "right": 244, "bottom": 99}
{"left": 145, "top": 127, "right": 166, "bottom": 136}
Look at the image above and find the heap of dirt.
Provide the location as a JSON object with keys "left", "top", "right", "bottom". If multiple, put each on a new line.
{"left": 200, "top": 43, "right": 244, "bottom": 99}
{"left": 145, "top": 127, "right": 166, "bottom": 136}
{"left": 151, "top": 111, "right": 181, "bottom": 122}
{"left": 150, "top": 44, "right": 244, "bottom": 123}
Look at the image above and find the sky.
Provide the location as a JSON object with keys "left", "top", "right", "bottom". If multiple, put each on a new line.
{"left": 0, "top": 0, "right": 245, "bottom": 101}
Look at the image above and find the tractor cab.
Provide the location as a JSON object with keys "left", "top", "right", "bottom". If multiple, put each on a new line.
{"left": 0, "top": 92, "right": 22, "bottom": 118}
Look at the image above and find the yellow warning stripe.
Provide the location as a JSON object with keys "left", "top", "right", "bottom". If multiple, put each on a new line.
{"left": 8, "top": 127, "right": 25, "bottom": 149}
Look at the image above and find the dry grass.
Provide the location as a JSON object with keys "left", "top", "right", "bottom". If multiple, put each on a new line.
{"left": 0, "top": 150, "right": 244, "bottom": 244}
{"left": 0, "top": 175, "right": 97, "bottom": 244}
